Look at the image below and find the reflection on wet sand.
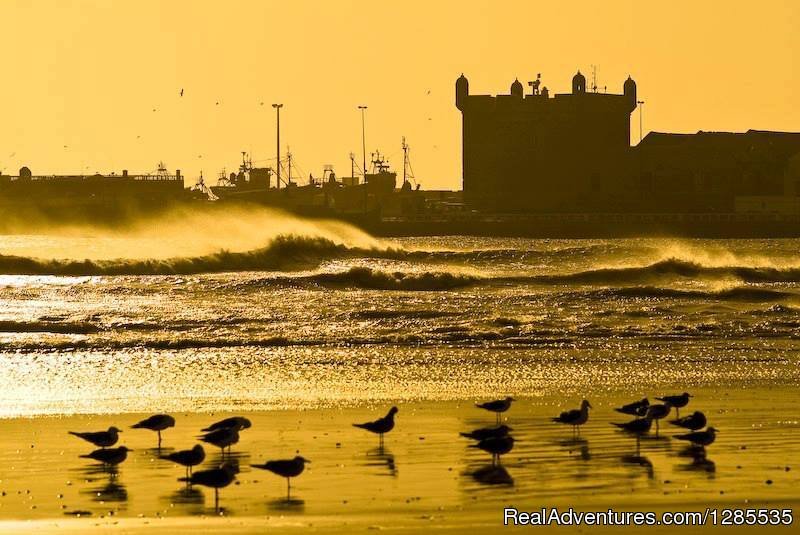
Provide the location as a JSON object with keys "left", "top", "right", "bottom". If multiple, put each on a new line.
{"left": 676, "top": 445, "right": 716, "bottom": 475}
{"left": 469, "top": 464, "right": 514, "bottom": 486}
{"left": 267, "top": 497, "right": 306, "bottom": 511}
{"left": 1, "top": 391, "right": 797, "bottom": 526}
{"left": 620, "top": 454, "right": 655, "bottom": 480}
{"left": 363, "top": 447, "right": 397, "bottom": 477}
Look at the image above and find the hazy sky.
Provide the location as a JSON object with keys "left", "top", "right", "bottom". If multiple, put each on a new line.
{"left": 1, "top": 0, "right": 797, "bottom": 190}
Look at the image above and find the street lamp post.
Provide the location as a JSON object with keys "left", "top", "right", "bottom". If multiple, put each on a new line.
{"left": 358, "top": 105, "right": 368, "bottom": 183}
{"left": 272, "top": 103, "right": 283, "bottom": 188}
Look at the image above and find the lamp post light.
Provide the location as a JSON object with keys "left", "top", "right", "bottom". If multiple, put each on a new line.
{"left": 272, "top": 103, "right": 283, "bottom": 188}
{"left": 358, "top": 105, "right": 368, "bottom": 183}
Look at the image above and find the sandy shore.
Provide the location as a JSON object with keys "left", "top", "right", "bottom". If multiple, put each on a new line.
{"left": 0, "top": 388, "right": 797, "bottom": 533}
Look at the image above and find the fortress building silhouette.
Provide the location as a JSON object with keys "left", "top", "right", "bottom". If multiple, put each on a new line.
{"left": 456, "top": 72, "right": 800, "bottom": 214}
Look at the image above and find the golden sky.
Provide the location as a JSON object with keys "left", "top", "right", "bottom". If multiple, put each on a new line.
{"left": 1, "top": 0, "right": 797, "bottom": 190}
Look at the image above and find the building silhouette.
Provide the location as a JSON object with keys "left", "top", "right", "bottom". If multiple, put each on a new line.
{"left": 456, "top": 72, "right": 800, "bottom": 214}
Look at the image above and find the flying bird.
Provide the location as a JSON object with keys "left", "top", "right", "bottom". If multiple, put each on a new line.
{"left": 180, "top": 88, "right": 184, "bottom": 97}
{"left": 552, "top": 400, "right": 592, "bottom": 436}
{"left": 353, "top": 406, "right": 398, "bottom": 447}
{"left": 131, "top": 414, "right": 175, "bottom": 448}
{"left": 251, "top": 456, "right": 310, "bottom": 500}
{"left": 68, "top": 426, "right": 121, "bottom": 448}
{"left": 670, "top": 411, "right": 707, "bottom": 431}
{"left": 476, "top": 397, "right": 515, "bottom": 424}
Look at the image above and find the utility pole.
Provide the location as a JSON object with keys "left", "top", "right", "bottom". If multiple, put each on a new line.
{"left": 637, "top": 100, "right": 645, "bottom": 144}
{"left": 358, "top": 105, "right": 368, "bottom": 183}
{"left": 272, "top": 103, "right": 283, "bottom": 188}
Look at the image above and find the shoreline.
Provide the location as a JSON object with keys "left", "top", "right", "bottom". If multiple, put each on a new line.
{"left": 0, "top": 392, "right": 797, "bottom": 532}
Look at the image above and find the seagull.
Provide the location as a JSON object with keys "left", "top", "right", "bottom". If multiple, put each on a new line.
{"left": 612, "top": 417, "right": 653, "bottom": 434}
{"left": 645, "top": 403, "right": 671, "bottom": 436}
{"left": 614, "top": 398, "right": 650, "bottom": 416}
{"left": 460, "top": 424, "right": 512, "bottom": 441}
{"left": 80, "top": 446, "right": 131, "bottom": 467}
{"left": 69, "top": 427, "right": 121, "bottom": 448}
{"left": 612, "top": 417, "right": 652, "bottom": 455}
{"left": 476, "top": 397, "right": 515, "bottom": 424}
{"left": 162, "top": 444, "right": 206, "bottom": 478}
{"left": 201, "top": 416, "right": 252, "bottom": 433}
{"left": 656, "top": 393, "right": 692, "bottom": 418}
{"left": 552, "top": 400, "right": 592, "bottom": 436}
{"left": 179, "top": 462, "right": 238, "bottom": 510}
{"left": 675, "top": 427, "right": 717, "bottom": 447}
{"left": 251, "top": 456, "right": 311, "bottom": 500}
{"left": 470, "top": 435, "right": 515, "bottom": 466}
{"left": 670, "top": 411, "right": 707, "bottom": 431}
{"left": 131, "top": 414, "right": 175, "bottom": 448}
{"left": 353, "top": 407, "right": 398, "bottom": 447}
{"left": 198, "top": 427, "right": 239, "bottom": 455}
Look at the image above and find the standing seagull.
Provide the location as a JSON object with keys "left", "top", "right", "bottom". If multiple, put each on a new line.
{"left": 614, "top": 398, "right": 650, "bottom": 416}
{"left": 670, "top": 411, "right": 707, "bottom": 431}
{"left": 69, "top": 426, "right": 121, "bottom": 449}
{"left": 198, "top": 427, "right": 240, "bottom": 456}
{"left": 131, "top": 414, "right": 175, "bottom": 449}
{"left": 80, "top": 446, "right": 131, "bottom": 467}
{"left": 201, "top": 416, "right": 252, "bottom": 433}
{"left": 460, "top": 425, "right": 512, "bottom": 441}
{"left": 612, "top": 417, "right": 652, "bottom": 455}
{"left": 162, "top": 444, "right": 205, "bottom": 479}
{"left": 645, "top": 403, "right": 671, "bottom": 437}
{"left": 251, "top": 456, "right": 311, "bottom": 501}
{"left": 552, "top": 400, "right": 592, "bottom": 436}
{"left": 353, "top": 407, "right": 398, "bottom": 447}
{"left": 675, "top": 427, "right": 717, "bottom": 447}
{"left": 656, "top": 393, "right": 692, "bottom": 418}
{"left": 471, "top": 435, "right": 515, "bottom": 467}
{"left": 476, "top": 397, "right": 515, "bottom": 424}
{"left": 179, "top": 462, "right": 238, "bottom": 511}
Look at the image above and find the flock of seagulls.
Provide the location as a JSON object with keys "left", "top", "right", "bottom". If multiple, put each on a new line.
{"left": 611, "top": 392, "right": 717, "bottom": 455}
{"left": 65, "top": 396, "right": 717, "bottom": 509}
{"left": 67, "top": 409, "right": 400, "bottom": 509}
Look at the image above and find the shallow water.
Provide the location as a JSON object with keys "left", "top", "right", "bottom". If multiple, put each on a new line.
{"left": 1, "top": 234, "right": 799, "bottom": 415}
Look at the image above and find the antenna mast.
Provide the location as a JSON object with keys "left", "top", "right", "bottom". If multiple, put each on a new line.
{"left": 591, "top": 65, "right": 598, "bottom": 93}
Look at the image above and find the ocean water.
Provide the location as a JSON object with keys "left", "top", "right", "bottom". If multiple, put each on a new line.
{"left": 0, "top": 219, "right": 799, "bottom": 416}
{"left": 0, "top": 217, "right": 799, "bottom": 523}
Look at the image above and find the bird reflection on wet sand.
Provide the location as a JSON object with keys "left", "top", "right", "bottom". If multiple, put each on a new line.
{"left": 77, "top": 466, "right": 128, "bottom": 504}
{"left": 469, "top": 464, "right": 514, "bottom": 486}
{"left": 364, "top": 447, "right": 397, "bottom": 477}
{"left": 676, "top": 446, "right": 716, "bottom": 475}
{"left": 557, "top": 437, "right": 591, "bottom": 461}
{"left": 620, "top": 454, "right": 655, "bottom": 480}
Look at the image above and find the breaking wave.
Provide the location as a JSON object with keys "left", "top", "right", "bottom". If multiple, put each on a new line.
{"left": 0, "top": 235, "right": 366, "bottom": 275}
{"left": 535, "top": 258, "right": 800, "bottom": 285}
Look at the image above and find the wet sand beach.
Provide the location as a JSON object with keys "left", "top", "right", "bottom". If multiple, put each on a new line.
{"left": 0, "top": 385, "right": 797, "bottom": 533}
